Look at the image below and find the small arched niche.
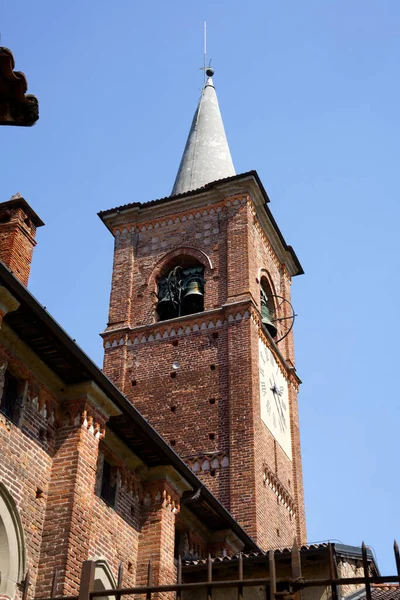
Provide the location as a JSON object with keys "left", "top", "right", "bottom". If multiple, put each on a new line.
{"left": 0, "top": 483, "right": 25, "bottom": 599}
{"left": 260, "top": 276, "right": 278, "bottom": 338}
{"left": 156, "top": 255, "right": 205, "bottom": 321}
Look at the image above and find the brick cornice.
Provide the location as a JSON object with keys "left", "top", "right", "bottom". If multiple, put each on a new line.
{"left": 104, "top": 193, "right": 249, "bottom": 235}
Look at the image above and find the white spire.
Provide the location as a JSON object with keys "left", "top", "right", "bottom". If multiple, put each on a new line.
{"left": 171, "top": 69, "right": 235, "bottom": 196}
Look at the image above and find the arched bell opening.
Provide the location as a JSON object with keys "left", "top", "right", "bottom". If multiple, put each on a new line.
{"left": 156, "top": 256, "right": 205, "bottom": 322}
{"left": 260, "top": 276, "right": 277, "bottom": 338}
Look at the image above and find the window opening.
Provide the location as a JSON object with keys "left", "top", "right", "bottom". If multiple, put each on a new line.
{"left": 157, "top": 264, "right": 204, "bottom": 321}
{"left": 0, "top": 370, "right": 22, "bottom": 424}
{"left": 100, "top": 460, "right": 117, "bottom": 507}
{"left": 260, "top": 279, "right": 277, "bottom": 338}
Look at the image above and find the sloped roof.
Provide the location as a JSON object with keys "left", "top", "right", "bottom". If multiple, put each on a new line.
{"left": 345, "top": 585, "right": 400, "bottom": 600}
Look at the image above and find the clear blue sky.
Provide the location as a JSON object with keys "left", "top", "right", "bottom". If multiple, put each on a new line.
{"left": 2, "top": 0, "right": 399, "bottom": 574}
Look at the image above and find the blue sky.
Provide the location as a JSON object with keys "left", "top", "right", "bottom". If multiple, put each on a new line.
{"left": 2, "top": 1, "right": 399, "bottom": 573}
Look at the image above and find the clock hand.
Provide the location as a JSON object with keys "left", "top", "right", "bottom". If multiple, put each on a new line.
{"left": 273, "top": 388, "right": 286, "bottom": 428}
{"left": 273, "top": 391, "right": 285, "bottom": 431}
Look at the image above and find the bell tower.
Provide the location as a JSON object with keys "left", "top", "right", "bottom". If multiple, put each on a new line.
{"left": 100, "top": 69, "right": 306, "bottom": 549}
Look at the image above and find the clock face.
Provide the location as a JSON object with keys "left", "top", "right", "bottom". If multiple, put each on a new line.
{"left": 258, "top": 337, "right": 292, "bottom": 460}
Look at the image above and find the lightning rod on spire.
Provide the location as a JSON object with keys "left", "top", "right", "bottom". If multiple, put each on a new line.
{"left": 203, "top": 21, "right": 207, "bottom": 87}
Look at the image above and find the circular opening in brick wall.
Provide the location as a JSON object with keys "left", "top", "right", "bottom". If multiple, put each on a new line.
{"left": 209, "top": 398, "right": 216, "bottom": 405}
{"left": 132, "top": 380, "right": 137, "bottom": 386}
{"left": 170, "top": 440, "right": 176, "bottom": 446}
{"left": 212, "top": 332, "right": 218, "bottom": 339}
{"left": 208, "top": 433, "right": 215, "bottom": 440}
{"left": 210, "top": 469, "right": 216, "bottom": 477}
{"left": 210, "top": 364, "right": 215, "bottom": 371}
{"left": 170, "top": 372, "right": 177, "bottom": 378}
{"left": 172, "top": 340, "right": 179, "bottom": 347}
{"left": 171, "top": 406, "right": 176, "bottom": 412}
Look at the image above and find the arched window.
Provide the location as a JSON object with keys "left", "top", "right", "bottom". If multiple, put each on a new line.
{"left": 0, "top": 483, "right": 25, "bottom": 598}
{"left": 156, "top": 257, "right": 204, "bottom": 321}
{"left": 260, "top": 276, "right": 277, "bottom": 338}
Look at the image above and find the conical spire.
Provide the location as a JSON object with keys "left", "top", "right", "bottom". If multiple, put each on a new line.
{"left": 171, "top": 68, "right": 235, "bottom": 196}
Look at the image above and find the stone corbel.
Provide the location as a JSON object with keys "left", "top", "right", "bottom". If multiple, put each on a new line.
{"left": 0, "top": 287, "right": 20, "bottom": 328}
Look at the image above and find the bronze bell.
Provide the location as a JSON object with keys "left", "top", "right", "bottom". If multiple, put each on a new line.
{"left": 181, "top": 280, "right": 204, "bottom": 315}
{"left": 157, "top": 293, "right": 177, "bottom": 320}
{"left": 261, "top": 304, "right": 278, "bottom": 338}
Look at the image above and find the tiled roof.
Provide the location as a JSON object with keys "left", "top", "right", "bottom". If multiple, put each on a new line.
{"left": 346, "top": 585, "right": 400, "bottom": 600}
{"left": 183, "top": 543, "right": 329, "bottom": 566}
{"left": 183, "top": 542, "right": 378, "bottom": 568}
{"left": 98, "top": 171, "right": 260, "bottom": 217}
{"left": 0, "top": 47, "right": 39, "bottom": 126}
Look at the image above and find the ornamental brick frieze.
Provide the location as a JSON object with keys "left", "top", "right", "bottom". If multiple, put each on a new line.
{"left": 119, "top": 467, "right": 143, "bottom": 499}
{"left": 0, "top": 357, "right": 58, "bottom": 432}
{"left": 263, "top": 464, "right": 296, "bottom": 516}
{"left": 60, "top": 402, "right": 107, "bottom": 439}
{"left": 104, "top": 307, "right": 252, "bottom": 348}
{"left": 142, "top": 483, "right": 180, "bottom": 514}
{"left": 111, "top": 194, "right": 250, "bottom": 238}
{"left": 186, "top": 452, "right": 230, "bottom": 473}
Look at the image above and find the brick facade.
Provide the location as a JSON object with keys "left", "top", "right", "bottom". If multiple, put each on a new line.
{"left": 0, "top": 224, "right": 253, "bottom": 600}
{"left": 100, "top": 173, "right": 307, "bottom": 549}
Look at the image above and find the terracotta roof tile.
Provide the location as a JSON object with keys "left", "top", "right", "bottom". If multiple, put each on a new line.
{"left": 0, "top": 47, "right": 39, "bottom": 126}
{"left": 346, "top": 585, "right": 400, "bottom": 600}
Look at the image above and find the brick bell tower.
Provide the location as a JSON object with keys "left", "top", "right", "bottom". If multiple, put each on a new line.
{"left": 99, "top": 68, "right": 306, "bottom": 549}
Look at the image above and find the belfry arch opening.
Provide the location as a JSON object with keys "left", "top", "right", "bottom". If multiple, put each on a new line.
{"left": 260, "top": 276, "right": 278, "bottom": 338}
{"left": 156, "top": 255, "right": 205, "bottom": 321}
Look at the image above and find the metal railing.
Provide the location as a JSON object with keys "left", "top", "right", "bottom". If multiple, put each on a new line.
{"left": 30, "top": 540, "right": 400, "bottom": 600}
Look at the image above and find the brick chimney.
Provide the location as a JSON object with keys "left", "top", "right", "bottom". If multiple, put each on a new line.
{"left": 0, "top": 193, "right": 44, "bottom": 286}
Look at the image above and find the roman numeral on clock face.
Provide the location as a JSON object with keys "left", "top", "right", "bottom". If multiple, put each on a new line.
{"left": 261, "top": 381, "right": 267, "bottom": 396}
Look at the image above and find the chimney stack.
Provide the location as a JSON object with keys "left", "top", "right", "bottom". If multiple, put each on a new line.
{"left": 0, "top": 194, "right": 44, "bottom": 286}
